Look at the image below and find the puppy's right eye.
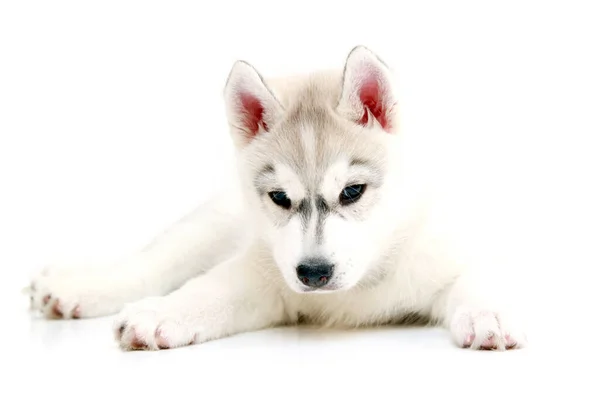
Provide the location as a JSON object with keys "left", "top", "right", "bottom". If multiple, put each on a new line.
{"left": 268, "top": 191, "right": 291, "bottom": 209}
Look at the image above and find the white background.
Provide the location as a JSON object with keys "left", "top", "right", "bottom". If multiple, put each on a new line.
{"left": 1, "top": 0, "right": 599, "bottom": 398}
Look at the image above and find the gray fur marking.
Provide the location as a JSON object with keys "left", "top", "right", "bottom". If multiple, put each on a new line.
{"left": 298, "top": 198, "right": 312, "bottom": 229}
{"left": 314, "top": 195, "right": 329, "bottom": 244}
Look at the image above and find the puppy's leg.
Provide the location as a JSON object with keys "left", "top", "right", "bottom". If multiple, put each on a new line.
{"left": 430, "top": 270, "right": 528, "bottom": 351}
{"left": 113, "top": 248, "right": 286, "bottom": 350}
{"left": 29, "top": 189, "right": 247, "bottom": 319}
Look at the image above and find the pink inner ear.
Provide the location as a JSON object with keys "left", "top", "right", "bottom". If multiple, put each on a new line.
{"left": 239, "top": 92, "right": 267, "bottom": 136}
{"left": 358, "top": 78, "right": 389, "bottom": 131}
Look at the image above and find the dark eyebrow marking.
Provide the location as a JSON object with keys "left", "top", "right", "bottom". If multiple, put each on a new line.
{"left": 260, "top": 164, "right": 275, "bottom": 174}
{"left": 350, "top": 158, "right": 374, "bottom": 167}
{"left": 349, "top": 158, "right": 384, "bottom": 188}
{"left": 254, "top": 164, "right": 276, "bottom": 194}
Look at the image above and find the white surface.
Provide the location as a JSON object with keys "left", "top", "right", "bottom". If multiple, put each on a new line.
{"left": 1, "top": 1, "right": 600, "bottom": 398}
{"left": 4, "top": 299, "right": 596, "bottom": 399}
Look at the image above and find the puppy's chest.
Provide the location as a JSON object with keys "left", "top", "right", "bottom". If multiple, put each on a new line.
{"left": 287, "top": 279, "right": 433, "bottom": 327}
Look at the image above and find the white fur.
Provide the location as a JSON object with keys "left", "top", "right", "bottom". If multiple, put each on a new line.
{"left": 28, "top": 46, "right": 527, "bottom": 352}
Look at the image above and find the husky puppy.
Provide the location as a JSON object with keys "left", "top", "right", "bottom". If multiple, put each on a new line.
{"left": 28, "top": 46, "right": 527, "bottom": 351}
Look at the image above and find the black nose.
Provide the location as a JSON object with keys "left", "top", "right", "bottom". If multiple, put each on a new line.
{"left": 296, "top": 261, "right": 334, "bottom": 288}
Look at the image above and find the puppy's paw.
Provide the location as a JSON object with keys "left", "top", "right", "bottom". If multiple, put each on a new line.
{"left": 113, "top": 297, "right": 198, "bottom": 351}
{"left": 450, "top": 307, "right": 527, "bottom": 351}
{"left": 27, "top": 265, "right": 127, "bottom": 319}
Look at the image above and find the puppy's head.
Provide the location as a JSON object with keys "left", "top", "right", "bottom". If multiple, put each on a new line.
{"left": 223, "top": 46, "right": 407, "bottom": 293}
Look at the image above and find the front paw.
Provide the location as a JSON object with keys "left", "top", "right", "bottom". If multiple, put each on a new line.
{"left": 450, "top": 307, "right": 527, "bottom": 351}
{"left": 27, "top": 265, "right": 123, "bottom": 319}
{"left": 113, "top": 297, "right": 198, "bottom": 351}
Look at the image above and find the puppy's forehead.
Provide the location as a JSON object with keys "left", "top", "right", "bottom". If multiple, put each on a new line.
{"left": 279, "top": 107, "right": 358, "bottom": 162}
{"left": 276, "top": 106, "right": 336, "bottom": 171}
{"left": 252, "top": 104, "right": 387, "bottom": 190}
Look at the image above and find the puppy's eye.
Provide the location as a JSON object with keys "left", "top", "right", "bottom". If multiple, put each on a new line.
{"left": 268, "top": 191, "right": 291, "bottom": 209}
{"left": 339, "top": 184, "right": 366, "bottom": 205}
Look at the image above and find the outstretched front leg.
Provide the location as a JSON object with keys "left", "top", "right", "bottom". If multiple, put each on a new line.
{"left": 28, "top": 189, "right": 247, "bottom": 319}
{"left": 431, "top": 270, "right": 528, "bottom": 351}
{"left": 113, "top": 247, "right": 287, "bottom": 350}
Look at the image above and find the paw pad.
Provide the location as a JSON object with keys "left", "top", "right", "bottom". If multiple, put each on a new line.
{"left": 479, "top": 333, "right": 498, "bottom": 350}
{"left": 155, "top": 328, "right": 171, "bottom": 350}
{"left": 51, "top": 300, "right": 63, "bottom": 318}
{"left": 129, "top": 329, "right": 149, "bottom": 350}
{"left": 462, "top": 334, "right": 475, "bottom": 348}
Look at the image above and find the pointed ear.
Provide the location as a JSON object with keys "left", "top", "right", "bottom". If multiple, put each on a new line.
{"left": 336, "top": 46, "right": 397, "bottom": 133}
{"left": 224, "top": 60, "right": 284, "bottom": 146}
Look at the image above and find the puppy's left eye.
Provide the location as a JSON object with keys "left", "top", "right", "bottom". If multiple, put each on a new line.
{"left": 339, "top": 184, "right": 366, "bottom": 205}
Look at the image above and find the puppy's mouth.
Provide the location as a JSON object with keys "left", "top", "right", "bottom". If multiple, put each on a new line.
{"left": 296, "top": 281, "right": 341, "bottom": 294}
